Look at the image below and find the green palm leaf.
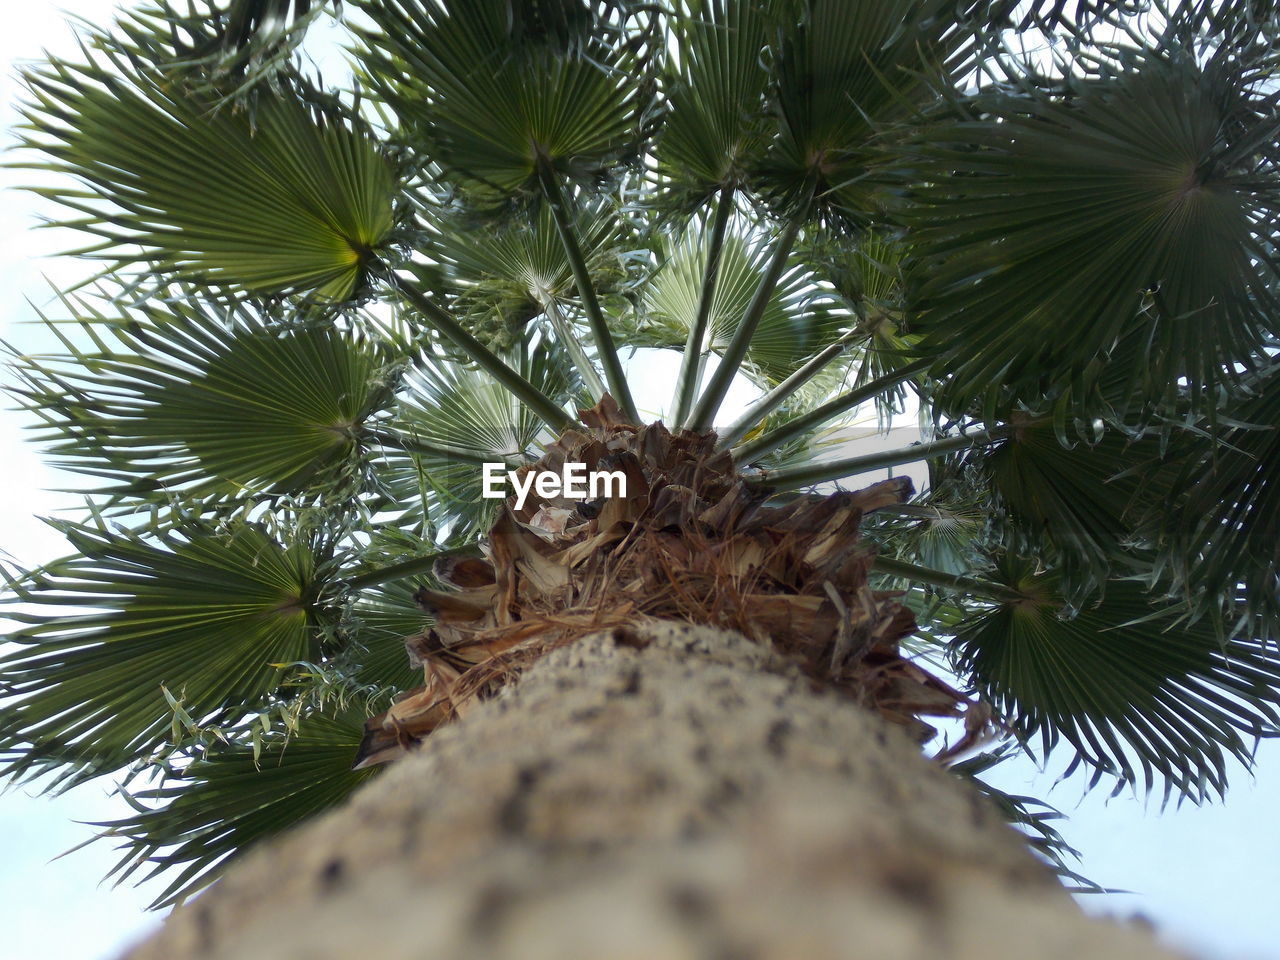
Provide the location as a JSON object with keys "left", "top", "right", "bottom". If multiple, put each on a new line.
{"left": 949, "top": 373, "right": 1280, "bottom": 635}
{"left": 657, "top": 0, "right": 772, "bottom": 199}
{"left": 1, "top": 520, "right": 320, "bottom": 785}
{"left": 873, "top": 498, "right": 987, "bottom": 578}
{"left": 811, "top": 231, "right": 920, "bottom": 421}
{"left": 1144, "top": 365, "right": 1280, "bottom": 636}
{"left": 432, "top": 199, "right": 627, "bottom": 356}
{"left": 978, "top": 422, "right": 1165, "bottom": 595}
{"left": 901, "top": 47, "right": 1280, "bottom": 417}
{"left": 637, "top": 228, "right": 847, "bottom": 387}
{"left": 346, "top": 580, "right": 429, "bottom": 691}
{"left": 19, "top": 45, "right": 397, "bottom": 299}
{"left": 379, "top": 336, "right": 577, "bottom": 536}
{"left": 353, "top": 0, "right": 645, "bottom": 194}
{"left": 394, "top": 349, "right": 563, "bottom": 461}
{"left": 9, "top": 290, "right": 397, "bottom": 497}
{"left": 953, "top": 561, "right": 1280, "bottom": 802}
{"left": 99, "top": 709, "right": 374, "bottom": 909}
{"left": 759, "top": 0, "right": 970, "bottom": 219}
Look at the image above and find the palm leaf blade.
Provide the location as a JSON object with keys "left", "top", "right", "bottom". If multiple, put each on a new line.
{"left": 2, "top": 522, "right": 319, "bottom": 785}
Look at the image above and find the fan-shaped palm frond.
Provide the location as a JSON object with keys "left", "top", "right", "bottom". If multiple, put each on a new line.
{"left": 99, "top": 709, "right": 374, "bottom": 908}
{"left": 1142, "top": 365, "right": 1280, "bottom": 636}
{"left": 19, "top": 44, "right": 397, "bottom": 300}
{"left": 345, "top": 580, "right": 431, "bottom": 690}
{"left": 1, "top": 520, "right": 320, "bottom": 786}
{"left": 871, "top": 497, "right": 988, "bottom": 578}
{"left": 901, "top": 45, "right": 1280, "bottom": 418}
{"left": 377, "top": 335, "right": 578, "bottom": 537}
{"left": 8, "top": 290, "right": 398, "bottom": 498}
{"left": 953, "top": 561, "right": 1280, "bottom": 803}
{"left": 807, "top": 231, "right": 919, "bottom": 421}
{"left": 942, "top": 371, "right": 1280, "bottom": 636}
{"left": 431, "top": 198, "right": 628, "bottom": 367}
{"left": 440, "top": 201, "right": 624, "bottom": 309}
{"left": 759, "top": 0, "right": 973, "bottom": 220}
{"left": 352, "top": 0, "right": 647, "bottom": 194}
{"left": 656, "top": 0, "right": 772, "bottom": 201}
{"left": 394, "top": 348, "right": 566, "bottom": 462}
{"left": 635, "top": 228, "right": 847, "bottom": 387}
{"left": 978, "top": 422, "right": 1165, "bottom": 595}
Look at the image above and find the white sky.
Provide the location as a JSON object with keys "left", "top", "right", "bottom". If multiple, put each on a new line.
{"left": 1, "top": 3, "right": 167, "bottom": 959}
{"left": 0, "top": 4, "right": 1277, "bottom": 960}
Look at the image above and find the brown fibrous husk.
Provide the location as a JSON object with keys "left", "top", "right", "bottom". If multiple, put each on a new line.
{"left": 354, "top": 396, "right": 983, "bottom": 769}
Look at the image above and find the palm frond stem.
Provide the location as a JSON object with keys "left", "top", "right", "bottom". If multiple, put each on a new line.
{"left": 543, "top": 299, "right": 607, "bottom": 399}
{"left": 751, "top": 429, "right": 1002, "bottom": 490}
{"left": 391, "top": 274, "right": 576, "bottom": 432}
{"left": 732, "top": 357, "right": 932, "bottom": 462}
{"left": 686, "top": 203, "right": 809, "bottom": 432}
{"left": 535, "top": 158, "right": 639, "bottom": 423}
{"left": 671, "top": 183, "right": 735, "bottom": 427}
{"left": 343, "top": 544, "right": 483, "bottom": 591}
{"left": 716, "top": 327, "right": 863, "bottom": 449}
{"left": 872, "top": 556, "right": 1027, "bottom": 605}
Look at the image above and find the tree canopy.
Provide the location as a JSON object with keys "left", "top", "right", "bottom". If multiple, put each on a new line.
{"left": 4, "top": 0, "right": 1280, "bottom": 906}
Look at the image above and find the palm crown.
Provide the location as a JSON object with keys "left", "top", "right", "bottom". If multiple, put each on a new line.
{"left": 4, "top": 0, "right": 1280, "bottom": 908}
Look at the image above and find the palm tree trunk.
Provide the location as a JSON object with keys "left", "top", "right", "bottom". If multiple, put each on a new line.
{"left": 123, "top": 622, "right": 1179, "bottom": 960}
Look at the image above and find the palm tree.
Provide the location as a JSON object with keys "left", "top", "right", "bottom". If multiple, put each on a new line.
{"left": 4, "top": 0, "right": 1280, "bottom": 947}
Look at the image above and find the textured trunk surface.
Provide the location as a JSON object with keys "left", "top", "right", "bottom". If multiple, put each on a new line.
{"left": 124, "top": 623, "right": 1179, "bottom": 960}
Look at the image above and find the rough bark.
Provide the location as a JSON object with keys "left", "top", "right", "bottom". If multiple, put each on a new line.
{"left": 123, "top": 622, "right": 1180, "bottom": 960}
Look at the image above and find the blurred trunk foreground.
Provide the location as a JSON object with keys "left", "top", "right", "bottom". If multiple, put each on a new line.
{"left": 124, "top": 622, "right": 1178, "bottom": 960}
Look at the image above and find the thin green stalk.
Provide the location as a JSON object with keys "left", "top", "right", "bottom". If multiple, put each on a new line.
{"left": 536, "top": 159, "right": 639, "bottom": 423}
{"left": 686, "top": 210, "right": 806, "bottom": 432}
{"left": 871, "top": 555, "right": 1026, "bottom": 605}
{"left": 544, "top": 298, "right": 607, "bottom": 399}
{"left": 344, "top": 544, "right": 482, "bottom": 591}
{"left": 715, "top": 328, "right": 862, "bottom": 450}
{"left": 391, "top": 274, "right": 576, "bottom": 433}
{"left": 367, "top": 428, "right": 524, "bottom": 468}
{"left": 671, "top": 184, "right": 734, "bottom": 427}
{"left": 732, "top": 357, "right": 931, "bottom": 463}
{"left": 748, "top": 429, "right": 1001, "bottom": 490}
